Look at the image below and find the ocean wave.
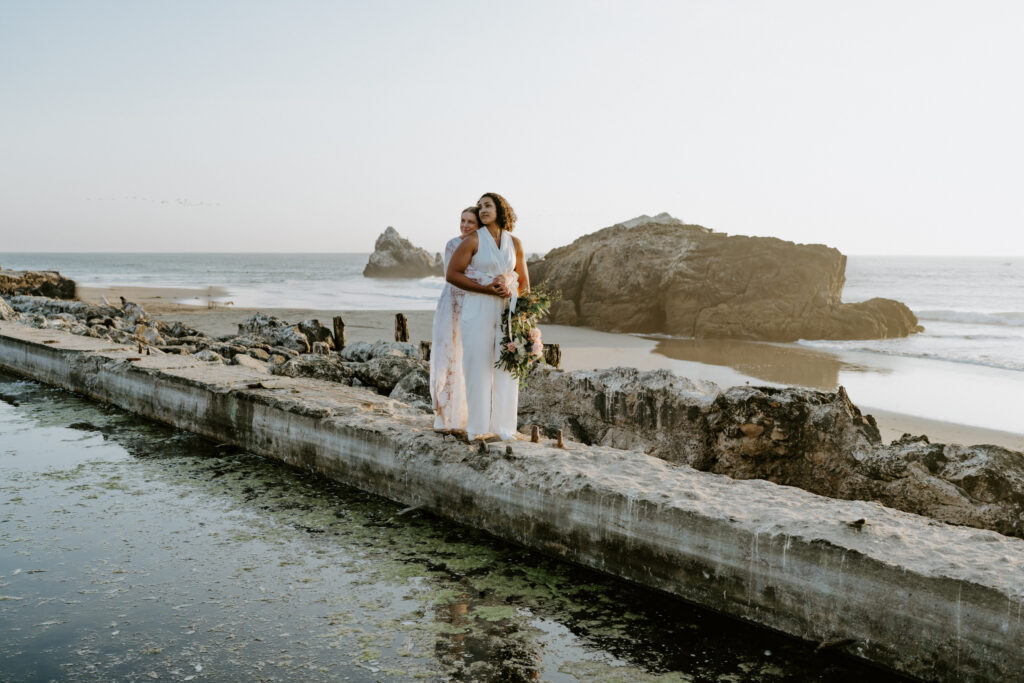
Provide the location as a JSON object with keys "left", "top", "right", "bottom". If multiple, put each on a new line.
{"left": 916, "top": 309, "right": 1024, "bottom": 327}
{"left": 796, "top": 340, "right": 1024, "bottom": 373}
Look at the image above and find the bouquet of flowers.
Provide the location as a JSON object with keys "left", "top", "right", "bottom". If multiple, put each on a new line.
{"left": 495, "top": 285, "right": 555, "bottom": 386}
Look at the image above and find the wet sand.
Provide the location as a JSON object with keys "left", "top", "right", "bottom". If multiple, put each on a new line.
{"left": 78, "top": 285, "right": 1024, "bottom": 451}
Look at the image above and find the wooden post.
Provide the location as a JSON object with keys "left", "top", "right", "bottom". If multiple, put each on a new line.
{"left": 395, "top": 313, "right": 409, "bottom": 342}
{"left": 332, "top": 316, "right": 345, "bottom": 352}
{"left": 419, "top": 340, "right": 431, "bottom": 361}
{"left": 556, "top": 429, "right": 566, "bottom": 449}
{"left": 543, "top": 343, "right": 561, "bottom": 368}
{"left": 530, "top": 425, "right": 540, "bottom": 443}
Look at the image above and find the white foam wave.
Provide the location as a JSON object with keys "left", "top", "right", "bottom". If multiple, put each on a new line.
{"left": 796, "top": 340, "right": 1024, "bottom": 372}
{"left": 916, "top": 309, "right": 1024, "bottom": 327}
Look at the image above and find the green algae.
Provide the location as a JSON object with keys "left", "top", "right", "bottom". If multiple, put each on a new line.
{"left": 468, "top": 605, "right": 518, "bottom": 623}
{"left": 0, "top": 371, "right": 911, "bottom": 682}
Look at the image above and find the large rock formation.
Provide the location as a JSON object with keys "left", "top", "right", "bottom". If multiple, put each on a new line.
{"left": 0, "top": 269, "right": 76, "bottom": 299}
{"left": 529, "top": 214, "right": 921, "bottom": 341}
{"left": 363, "top": 227, "right": 443, "bottom": 278}
{"left": 519, "top": 366, "right": 1024, "bottom": 539}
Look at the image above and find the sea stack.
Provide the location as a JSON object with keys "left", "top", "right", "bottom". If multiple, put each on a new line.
{"left": 530, "top": 213, "right": 921, "bottom": 342}
{"left": 363, "top": 227, "right": 443, "bottom": 278}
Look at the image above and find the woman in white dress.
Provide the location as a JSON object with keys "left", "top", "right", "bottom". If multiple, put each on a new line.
{"left": 430, "top": 206, "right": 488, "bottom": 431}
{"left": 445, "top": 193, "right": 530, "bottom": 441}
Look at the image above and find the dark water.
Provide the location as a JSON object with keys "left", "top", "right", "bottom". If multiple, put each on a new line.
{"left": 0, "top": 371, "right": 908, "bottom": 682}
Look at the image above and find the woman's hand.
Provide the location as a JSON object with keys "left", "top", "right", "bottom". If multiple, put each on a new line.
{"left": 488, "top": 277, "right": 511, "bottom": 298}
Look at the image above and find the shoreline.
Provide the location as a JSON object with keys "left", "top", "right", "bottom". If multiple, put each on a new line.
{"left": 77, "top": 284, "right": 1024, "bottom": 452}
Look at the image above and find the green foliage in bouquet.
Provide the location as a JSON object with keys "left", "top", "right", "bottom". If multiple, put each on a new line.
{"left": 495, "top": 285, "right": 557, "bottom": 386}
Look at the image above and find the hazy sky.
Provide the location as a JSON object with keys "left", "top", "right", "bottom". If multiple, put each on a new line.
{"left": 2, "top": 1, "right": 1022, "bottom": 255}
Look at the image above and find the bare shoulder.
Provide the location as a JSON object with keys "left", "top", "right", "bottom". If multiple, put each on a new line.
{"left": 510, "top": 234, "right": 524, "bottom": 252}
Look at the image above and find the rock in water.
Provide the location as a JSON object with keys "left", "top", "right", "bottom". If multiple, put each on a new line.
{"left": 530, "top": 214, "right": 922, "bottom": 341}
{"left": 363, "top": 226, "right": 443, "bottom": 278}
{"left": 0, "top": 270, "right": 76, "bottom": 299}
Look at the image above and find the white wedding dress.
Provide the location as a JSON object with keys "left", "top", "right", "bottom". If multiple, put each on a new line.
{"left": 430, "top": 236, "right": 489, "bottom": 430}
{"left": 460, "top": 228, "right": 519, "bottom": 440}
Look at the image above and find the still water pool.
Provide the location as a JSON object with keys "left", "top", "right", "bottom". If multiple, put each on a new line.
{"left": 0, "top": 371, "right": 907, "bottom": 682}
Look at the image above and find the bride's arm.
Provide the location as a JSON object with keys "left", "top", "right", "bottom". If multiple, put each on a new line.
{"left": 511, "top": 235, "right": 530, "bottom": 295}
{"left": 446, "top": 233, "right": 508, "bottom": 296}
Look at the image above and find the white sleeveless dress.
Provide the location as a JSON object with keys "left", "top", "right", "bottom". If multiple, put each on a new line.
{"left": 460, "top": 228, "right": 519, "bottom": 440}
{"left": 430, "top": 236, "right": 489, "bottom": 430}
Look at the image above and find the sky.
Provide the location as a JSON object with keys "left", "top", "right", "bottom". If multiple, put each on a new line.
{"left": 1, "top": 0, "right": 1022, "bottom": 256}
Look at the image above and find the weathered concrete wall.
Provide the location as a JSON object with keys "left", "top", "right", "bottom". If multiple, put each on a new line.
{"left": 1, "top": 321, "right": 1022, "bottom": 682}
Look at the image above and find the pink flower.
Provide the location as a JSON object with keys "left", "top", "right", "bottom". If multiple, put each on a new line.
{"left": 505, "top": 342, "right": 517, "bottom": 353}
{"left": 528, "top": 327, "right": 542, "bottom": 342}
{"left": 531, "top": 341, "right": 543, "bottom": 357}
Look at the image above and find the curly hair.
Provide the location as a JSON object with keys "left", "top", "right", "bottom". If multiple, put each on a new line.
{"left": 461, "top": 206, "right": 480, "bottom": 224}
{"left": 479, "top": 192, "right": 517, "bottom": 232}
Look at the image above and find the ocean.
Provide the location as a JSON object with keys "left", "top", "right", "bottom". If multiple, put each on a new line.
{"left": 0, "top": 252, "right": 444, "bottom": 311}
{"left": 815, "top": 256, "right": 1024, "bottom": 373}
{"left": 2, "top": 252, "right": 1021, "bottom": 375}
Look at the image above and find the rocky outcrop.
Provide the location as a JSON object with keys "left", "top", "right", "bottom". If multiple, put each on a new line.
{"left": 363, "top": 227, "right": 443, "bottom": 278}
{"left": 273, "top": 339, "right": 430, "bottom": 408}
{"left": 0, "top": 269, "right": 76, "bottom": 299}
{"left": 530, "top": 214, "right": 922, "bottom": 341}
{"left": 4, "top": 294, "right": 164, "bottom": 347}
{"left": 0, "top": 297, "right": 19, "bottom": 322}
{"left": 6, "top": 290, "right": 1017, "bottom": 539}
{"left": 1, "top": 291, "right": 432, "bottom": 408}
{"left": 6, "top": 295, "right": 121, "bottom": 320}
{"left": 238, "top": 313, "right": 320, "bottom": 354}
{"left": 519, "top": 366, "right": 1024, "bottom": 539}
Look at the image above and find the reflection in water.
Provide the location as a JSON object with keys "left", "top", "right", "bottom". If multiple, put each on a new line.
{"left": 648, "top": 337, "right": 881, "bottom": 390}
{"left": 0, "top": 371, "right": 909, "bottom": 682}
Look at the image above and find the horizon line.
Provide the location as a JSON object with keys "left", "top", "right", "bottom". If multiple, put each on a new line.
{"left": 1, "top": 250, "right": 1021, "bottom": 259}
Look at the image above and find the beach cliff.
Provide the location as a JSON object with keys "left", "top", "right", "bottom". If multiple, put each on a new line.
{"left": 529, "top": 213, "right": 921, "bottom": 342}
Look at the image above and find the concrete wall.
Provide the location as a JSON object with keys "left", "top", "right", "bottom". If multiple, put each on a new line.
{"left": 2, "top": 321, "right": 1022, "bottom": 682}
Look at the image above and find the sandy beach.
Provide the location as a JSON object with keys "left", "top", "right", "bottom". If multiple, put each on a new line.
{"left": 78, "top": 284, "right": 1024, "bottom": 452}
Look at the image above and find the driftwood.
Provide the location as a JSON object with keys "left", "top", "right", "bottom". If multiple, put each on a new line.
{"left": 419, "top": 340, "right": 431, "bottom": 362}
{"left": 395, "top": 313, "right": 410, "bottom": 342}
{"left": 543, "top": 343, "right": 561, "bottom": 368}
{"left": 332, "top": 316, "right": 345, "bottom": 352}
